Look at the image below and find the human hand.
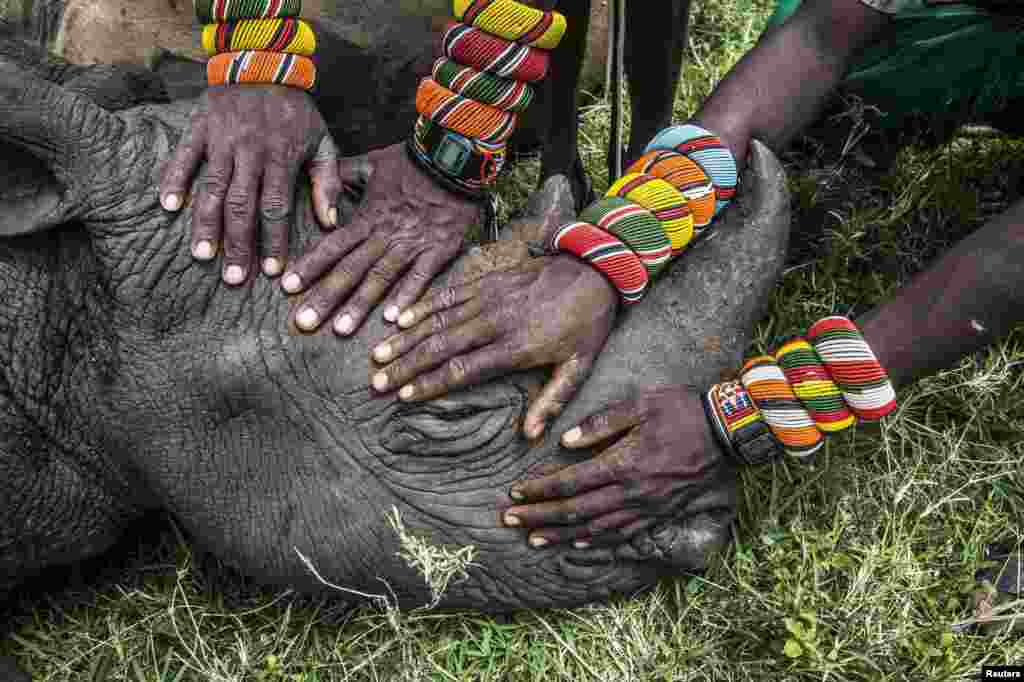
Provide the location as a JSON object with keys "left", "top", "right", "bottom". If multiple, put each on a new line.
{"left": 159, "top": 85, "right": 342, "bottom": 284}
{"left": 370, "top": 254, "right": 618, "bottom": 438}
{"left": 503, "top": 385, "right": 729, "bottom": 548}
{"left": 283, "top": 142, "right": 482, "bottom": 336}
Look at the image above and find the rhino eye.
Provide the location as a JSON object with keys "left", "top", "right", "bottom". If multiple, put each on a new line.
{"left": 368, "top": 384, "right": 526, "bottom": 461}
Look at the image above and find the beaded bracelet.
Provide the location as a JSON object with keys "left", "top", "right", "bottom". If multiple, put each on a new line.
{"left": 627, "top": 151, "right": 716, "bottom": 231}
{"left": 645, "top": 123, "right": 738, "bottom": 217}
{"left": 207, "top": 51, "right": 316, "bottom": 90}
{"left": 806, "top": 316, "right": 897, "bottom": 421}
{"left": 454, "top": 0, "right": 567, "bottom": 49}
{"left": 740, "top": 356, "right": 824, "bottom": 460}
{"left": 775, "top": 338, "right": 856, "bottom": 433}
{"left": 432, "top": 58, "right": 534, "bottom": 113}
{"left": 606, "top": 173, "right": 694, "bottom": 256}
{"left": 411, "top": 116, "right": 506, "bottom": 191}
{"left": 578, "top": 197, "right": 671, "bottom": 278}
{"left": 195, "top": 0, "right": 301, "bottom": 23}
{"left": 201, "top": 18, "right": 316, "bottom": 56}
{"left": 550, "top": 221, "right": 649, "bottom": 304}
{"left": 441, "top": 21, "right": 550, "bottom": 83}
{"left": 416, "top": 77, "right": 518, "bottom": 145}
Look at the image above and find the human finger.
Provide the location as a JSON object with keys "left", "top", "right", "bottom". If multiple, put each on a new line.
{"left": 292, "top": 237, "right": 387, "bottom": 331}
{"left": 523, "top": 355, "right": 594, "bottom": 439}
{"left": 220, "top": 149, "right": 263, "bottom": 285}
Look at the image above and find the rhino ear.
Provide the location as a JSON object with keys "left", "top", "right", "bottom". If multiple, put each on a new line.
{"left": 0, "top": 61, "right": 119, "bottom": 235}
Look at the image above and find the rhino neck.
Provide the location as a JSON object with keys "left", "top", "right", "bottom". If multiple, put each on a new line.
{"left": 0, "top": 225, "right": 151, "bottom": 588}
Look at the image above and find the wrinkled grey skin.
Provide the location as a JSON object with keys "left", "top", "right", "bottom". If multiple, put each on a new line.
{"left": 0, "top": 40, "right": 789, "bottom": 613}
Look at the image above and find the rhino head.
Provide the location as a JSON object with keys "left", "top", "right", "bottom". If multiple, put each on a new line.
{"left": 0, "top": 57, "right": 789, "bottom": 610}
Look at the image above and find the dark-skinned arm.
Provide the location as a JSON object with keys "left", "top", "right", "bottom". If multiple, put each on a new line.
{"left": 505, "top": 198, "right": 1024, "bottom": 548}
{"left": 694, "top": 0, "right": 891, "bottom": 165}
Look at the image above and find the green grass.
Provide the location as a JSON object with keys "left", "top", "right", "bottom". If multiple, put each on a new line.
{"left": 5, "top": 1, "right": 1024, "bottom": 679}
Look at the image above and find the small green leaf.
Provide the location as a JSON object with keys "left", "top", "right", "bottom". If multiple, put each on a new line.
{"left": 941, "top": 632, "right": 954, "bottom": 648}
{"left": 783, "top": 639, "right": 804, "bottom": 658}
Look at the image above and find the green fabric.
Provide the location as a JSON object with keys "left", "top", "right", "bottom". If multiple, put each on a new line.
{"left": 767, "top": 1, "right": 1024, "bottom": 128}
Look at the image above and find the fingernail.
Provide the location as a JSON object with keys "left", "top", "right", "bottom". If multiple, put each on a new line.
{"left": 509, "top": 487, "right": 524, "bottom": 502}
{"left": 384, "top": 306, "right": 399, "bottom": 323}
{"left": 527, "top": 422, "right": 544, "bottom": 439}
{"left": 161, "top": 193, "right": 182, "bottom": 211}
{"left": 224, "top": 265, "right": 246, "bottom": 285}
{"left": 573, "top": 540, "right": 591, "bottom": 550}
{"left": 530, "top": 536, "right": 548, "bottom": 548}
{"left": 562, "top": 427, "right": 582, "bottom": 445}
{"left": 334, "top": 314, "right": 354, "bottom": 336}
{"left": 399, "top": 385, "right": 415, "bottom": 400}
{"left": 193, "top": 240, "right": 215, "bottom": 260}
{"left": 374, "top": 344, "right": 393, "bottom": 362}
{"left": 282, "top": 273, "right": 302, "bottom": 294}
{"left": 327, "top": 207, "right": 338, "bottom": 227}
{"left": 504, "top": 513, "right": 520, "bottom": 527}
{"left": 372, "top": 372, "right": 389, "bottom": 392}
{"left": 296, "top": 307, "right": 320, "bottom": 331}
{"left": 398, "top": 311, "right": 415, "bottom": 327}
{"left": 262, "top": 257, "right": 283, "bottom": 277}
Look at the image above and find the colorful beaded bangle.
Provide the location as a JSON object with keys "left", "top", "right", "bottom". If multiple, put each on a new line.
{"left": 454, "top": 0, "right": 567, "bottom": 50}
{"left": 550, "top": 221, "right": 649, "bottom": 304}
{"left": 416, "top": 77, "right": 518, "bottom": 145}
{"left": 775, "top": 338, "right": 856, "bottom": 433}
{"left": 195, "top": 0, "right": 301, "bottom": 23}
{"left": 578, "top": 197, "right": 671, "bottom": 278}
{"left": 411, "top": 116, "right": 506, "bottom": 190}
{"left": 207, "top": 51, "right": 316, "bottom": 90}
{"left": 806, "top": 316, "right": 897, "bottom": 421}
{"left": 645, "top": 123, "right": 738, "bottom": 217}
{"left": 627, "top": 151, "right": 716, "bottom": 231}
{"left": 201, "top": 18, "right": 315, "bottom": 56}
{"left": 441, "top": 21, "right": 550, "bottom": 83}
{"left": 705, "top": 380, "right": 784, "bottom": 466}
{"left": 432, "top": 58, "right": 534, "bottom": 113}
{"left": 606, "top": 173, "right": 694, "bottom": 256}
{"left": 740, "top": 356, "right": 824, "bottom": 460}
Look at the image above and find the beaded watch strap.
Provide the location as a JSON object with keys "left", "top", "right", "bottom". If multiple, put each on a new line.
{"left": 412, "top": 116, "right": 506, "bottom": 191}
{"left": 704, "top": 380, "right": 784, "bottom": 466}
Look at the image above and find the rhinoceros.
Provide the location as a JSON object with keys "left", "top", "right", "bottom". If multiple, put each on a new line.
{"left": 0, "top": 24, "right": 790, "bottom": 619}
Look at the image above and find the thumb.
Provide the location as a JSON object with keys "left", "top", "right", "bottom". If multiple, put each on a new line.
{"left": 524, "top": 355, "right": 594, "bottom": 439}
{"left": 0, "top": 61, "right": 119, "bottom": 184}
{"left": 307, "top": 133, "right": 343, "bottom": 230}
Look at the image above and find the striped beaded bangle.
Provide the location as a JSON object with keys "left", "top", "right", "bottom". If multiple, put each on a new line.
{"left": 207, "top": 50, "right": 316, "bottom": 90}
{"left": 416, "top": 77, "right": 518, "bottom": 145}
{"left": 454, "top": 0, "right": 567, "bottom": 49}
{"left": 550, "top": 221, "right": 649, "bottom": 304}
{"left": 806, "top": 316, "right": 897, "bottom": 421}
{"left": 705, "top": 380, "right": 784, "bottom": 466}
{"left": 411, "top": 116, "right": 506, "bottom": 190}
{"left": 775, "top": 338, "right": 856, "bottom": 433}
{"left": 441, "top": 21, "right": 550, "bottom": 83}
{"left": 201, "top": 18, "right": 316, "bottom": 56}
{"left": 606, "top": 173, "right": 694, "bottom": 256}
{"left": 740, "top": 356, "right": 824, "bottom": 460}
{"left": 578, "top": 197, "right": 671, "bottom": 278}
{"left": 432, "top": 58, "right": 534, "bottom": 113}
{"left": 627, "top": 151, "right": 716, "bottom": 231}
{"left": 195, "top": 0, "right": 301, "bottom": 23}
{"left": 645, "top": 123, "right": 738, "bottom": 217}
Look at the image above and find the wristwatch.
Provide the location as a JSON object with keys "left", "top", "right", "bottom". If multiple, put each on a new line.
{"left": 702, "top": 381, "right": 783, "bottom": 466}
